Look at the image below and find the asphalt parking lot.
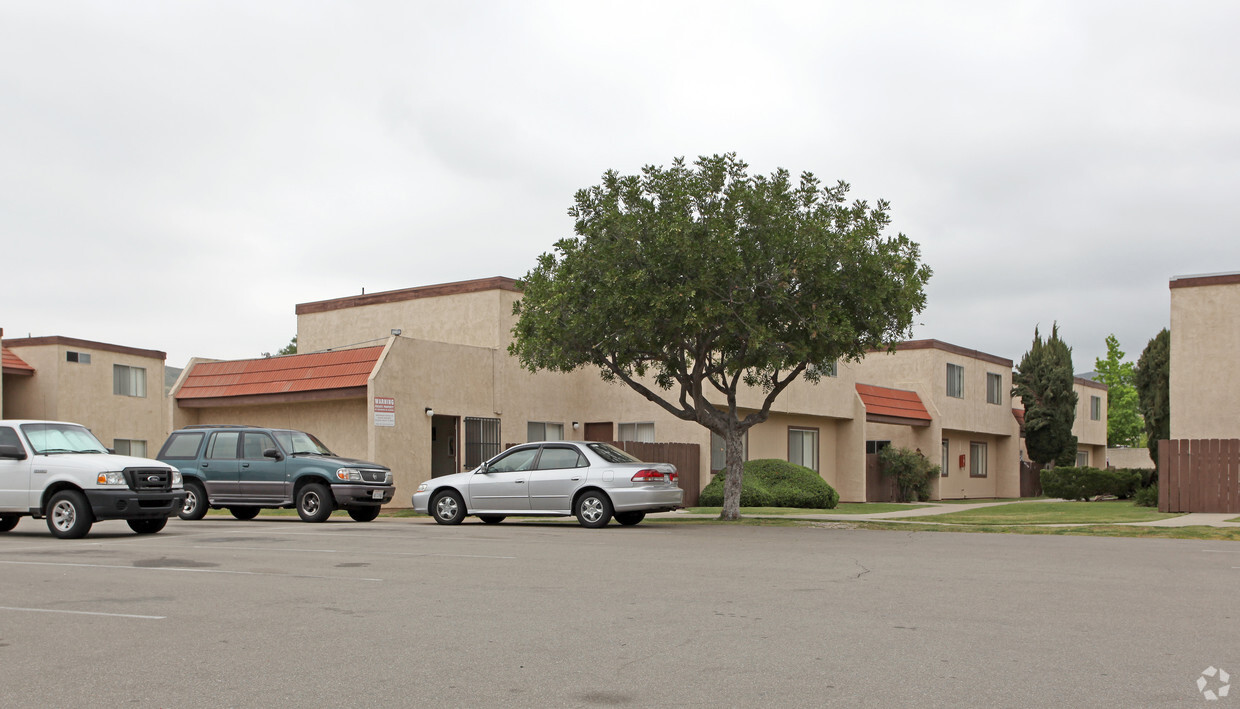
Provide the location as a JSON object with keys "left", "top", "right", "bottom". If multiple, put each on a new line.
{"left": 0, "top": 515, "right": 1236, "bottom": 707}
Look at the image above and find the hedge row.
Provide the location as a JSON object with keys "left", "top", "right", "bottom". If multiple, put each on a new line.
{"left": 1040, "top": 466, "right": 1142, "bottom": 501}
{"left": 699, "top": 459, "right": 839, "bottom": 509}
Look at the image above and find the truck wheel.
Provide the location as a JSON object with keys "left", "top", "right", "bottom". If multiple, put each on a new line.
{"left": 0, "top": 515, "right": 19, "bottom": 532}
{"left": 128, "top": 518, "right": 168, "bottom": 534}
{"left": 347, "top": 506, "right": 380, "bottom": 522}
{"left": 297, "top": 484, "right": 333, "bottom": 523}
{"left": 229, "top": 506, "right": 260, "bottom": 520}
{"left": 179, "top": 480, "right": 208, "bottom": 520}
{"left": 47, "top": 490, "right": 93, "bottom": 539}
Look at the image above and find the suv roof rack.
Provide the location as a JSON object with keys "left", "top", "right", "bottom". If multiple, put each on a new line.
{"left": 181, "top": 424, "right": 258, "bottom": 429}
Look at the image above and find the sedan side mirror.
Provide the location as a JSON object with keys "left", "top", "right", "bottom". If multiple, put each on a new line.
{"left": 263, "top": 448, "right": 284, "bottom": 461}
{"left": 0, "top": 444, "right": 27, "bottom": 460}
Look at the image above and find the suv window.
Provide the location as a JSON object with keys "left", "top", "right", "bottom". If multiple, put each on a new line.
{"left": 160, "top": 432, "right": 204, "bottom": 459}
{"left": 206, "top": 432, "right": 240, "bottom": 460}
{"left": 242, "top": 432, "right": 277, "bottom": 460}
{"left": 536, "top": 446, "right": 585, "bottom": 470}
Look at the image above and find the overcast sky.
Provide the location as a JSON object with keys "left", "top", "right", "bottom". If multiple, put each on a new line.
{"left": 3, "top": 1, "right": 1237, "bottom": 372}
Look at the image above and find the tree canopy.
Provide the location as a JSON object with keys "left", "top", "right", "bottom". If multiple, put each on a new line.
{"left": 1012, "top": 323, "right": 1078, "bottom": 467}
{"left": 262, "top": 335, "right": 297, "bottom": 358}
{"left": 1093, "top": 334, "right": 1143, "bottom": 447}
{"left": 510, "top": 154, "right": 931, "bottom": 520}
{"left": 1134, "top": 328, "right": 1170, "bottom": 466}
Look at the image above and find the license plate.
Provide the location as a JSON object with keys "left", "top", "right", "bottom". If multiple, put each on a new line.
{"left": 372, "top": 490, "right": 384, "bottom": 500}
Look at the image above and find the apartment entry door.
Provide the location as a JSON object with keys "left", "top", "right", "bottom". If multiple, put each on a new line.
{"left": 431, "top": 415, "right": 459, "bottom": 477}
{"left": 583, "top": 422, "right": 613, "bottom": 442}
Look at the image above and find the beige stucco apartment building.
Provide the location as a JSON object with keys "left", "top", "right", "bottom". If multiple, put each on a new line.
{"left": 1169, "top": 272, "right": 1240, "bottom": 439}
{"left": 170, "top": 277, "right": 1073, "bottom": 505}
{"left": 1, "top": 335, "right": 168, "bottom": 457}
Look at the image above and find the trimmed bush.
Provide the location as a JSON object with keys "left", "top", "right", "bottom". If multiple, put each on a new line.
{"left": 1134, "top": 484, "right": 1159, "bottom": 508}
{"left": 878, "top": 446, "right": 940, "bottom": 502}
{"left": 1040, "top": 466, "right": 1141, "bottom": 501}
{"left": 699, "top": 459, "right": 839, "bottom": 509}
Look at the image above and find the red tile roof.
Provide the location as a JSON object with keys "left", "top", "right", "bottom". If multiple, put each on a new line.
{"left": 855, "top": 383, "right": 931, "bottom": 424}
{"left": 1012, "top": 408, "right": 1026, "bottom": 428}
{"left": 176, "top": 346, "right": 384, "bottom": 400}
{"left": 2, "top": 346, "right": 35, "bottom": 375}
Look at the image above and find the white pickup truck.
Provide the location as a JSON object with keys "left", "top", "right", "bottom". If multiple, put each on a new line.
{"left": 0, "top": 420, "right": 185, "bottom": 539}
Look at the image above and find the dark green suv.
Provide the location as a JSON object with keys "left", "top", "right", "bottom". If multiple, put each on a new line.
{"left": 156, "top": 425, "right": 395, "bottom": 522}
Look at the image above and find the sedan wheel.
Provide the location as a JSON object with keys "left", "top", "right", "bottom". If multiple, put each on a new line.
{"left": 614, "top": 511, "right": 645, "bottom": 526}
{"left": 431, "top": 491, "right": 465, "bottom": 525}
{"left": 574, "top": 491, "right": 613, "bottom": 528}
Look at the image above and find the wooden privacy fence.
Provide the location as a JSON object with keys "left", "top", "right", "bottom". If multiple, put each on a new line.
{"left": 1019, "top": 462, "right": 1043, "bottom": 498}
{"left": 609, "top": 441, "right": 702, "bottom": 507}
{"left": 864, "top": 454, "right": 899, "bottom": 503}
{"left": 1159, "top": 439, "right": 1240, "bottom": 513}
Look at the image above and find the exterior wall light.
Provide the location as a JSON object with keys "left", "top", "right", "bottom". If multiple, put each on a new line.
{"left": 392, "top": 329, "right": 402, "bottom": 336}
{"left": 572, "top": 422, "right": 579, "bottom": 430}
{"left": 425, "top": 407, "right": 434, "bottom": 417}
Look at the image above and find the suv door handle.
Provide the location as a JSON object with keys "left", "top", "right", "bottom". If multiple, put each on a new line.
{"left": 241, "top": 463, "right": 250, "bottom": 468}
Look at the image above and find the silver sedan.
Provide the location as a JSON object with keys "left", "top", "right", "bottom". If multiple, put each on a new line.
{"left": 412, "top": 441, "right": 683, "bottom": 527}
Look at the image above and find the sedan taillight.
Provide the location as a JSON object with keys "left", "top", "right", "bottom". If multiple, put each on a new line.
{"left": 631, "top": 469, "right": 666, "bottom": 483}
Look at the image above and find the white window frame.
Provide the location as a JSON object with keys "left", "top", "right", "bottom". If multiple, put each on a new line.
{"left": 1090, "top": 396, "right": 1102, "bottom": 421}
{"left": 113, "top": 364, "right": 147, "bottom": 398}
{"left": 617, "top": 422, "right": 655, "bottom": 443}
{"left": 1076, "top": 449, "right": 1089, "bottom": 467}
{"left": 969, "top": 441, "right": 987, "bottom": 477}
{"left": 986, "top": 372, "right": 1003, "bottom": 405}
{"left": 710, "top": 430, "right": 749, "bottom": 472}
{"left": 947, "top": 363, "right": 964, "bottom": 399}
{"left": 941, "top": 439, "right": 949, "bottom": 477}
{"left": 789, "top": 427, "right": 819, "bottom": 472}
{"left": 526, "top": 421, "right": 564, "bottom": 442}
{"left": 113, "top": 439, "right": 148, "bottom": 457}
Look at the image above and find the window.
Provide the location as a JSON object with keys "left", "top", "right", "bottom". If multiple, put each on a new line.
{"left": 113, "top": 439, "right": 147, "bottom": 457}
{"left": 465, "top": 417, "right": 501, "bottom": 469}
{"left": 947, "top": 363, "right": 964, "bottom": 398}
{"left": 66, "top": 351, "right": 91, "bottom": 364}
{"left": 206, "top": 432, "right": 240, "bottom": 460}
{"left": 969, "top": 442, "right": 987, "bottom": 477}
{"left": 486, "top": 446, "right": 538, "bottom": 472}
{"left": 865, "top": 440, "right": 891, "bottom": 455}
{"left": 1076, "top": 450, "right": 1089, "bottom": 466}
{"left": 527, "top": 422, "right": 564, "bottom": 442}
{"left": 242, "top": 432, "right": 277, "bottom": 459}
{"left": 941, "top": 439, "right": 949, "bottom": 477}
{"left": 113, "top": 364, "right": 147, "bottom": 397}
{"left": 618, "top": 422, "right": 655, "bottom": 443}
{"left": 535, "top": 446, "right": 586, "bottom": 470}
{"left": 789, "top": 427, "right": 819, "bottom": 472}
{"left": 1090, "top": 396, "right": 1102, "bottom": 421}
{"left": 159, "top": 432, "right": 204, "bottom": 459}
{"left": 0, "top": 426, "right": 22, "bottom": 450}
{"left": 710, "top": 430, "right": 749, "bottom": 472}
{"left": 811, "top": 360, "right": 838, "bottom": 378}
{"left": 986, "top": 372, "right": 1003, "bottom": 405}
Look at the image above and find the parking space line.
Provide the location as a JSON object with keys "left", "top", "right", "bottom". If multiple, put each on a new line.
{"left": 0, "top": 560, "right": 382, "bottom": 582}
{"left": 0, "top": 606, "right": 164, "bottom": 620}
{"left": 1203, "top": 549, "right": 1240, "bottom": 554}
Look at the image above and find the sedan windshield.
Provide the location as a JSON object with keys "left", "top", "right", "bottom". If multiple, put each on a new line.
{"left": 21, "top": 423, "right": 108, "bottom": 454}
{"left": 586, "top": 443, "right": 642, "bottom": 464}
{"left": 273, "top": 430, "right": 335, "bottom": 456}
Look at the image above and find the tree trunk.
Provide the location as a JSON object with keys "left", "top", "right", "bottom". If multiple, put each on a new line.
{"left": 719, "top": 428, "right": 745, "bottom": 521}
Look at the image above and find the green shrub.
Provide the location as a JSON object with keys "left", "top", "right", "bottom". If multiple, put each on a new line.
{"left": 878, "top": 446, "right": 940, "bottom": 502}
{"left": 1040, "top": 466, "right": 1141, "bottom": 501}
{"left": 699, "top": 459, "right": 839, "bottom": 509}
{"left": 1134, "top": 484, "right": 1159, "bottom": 508}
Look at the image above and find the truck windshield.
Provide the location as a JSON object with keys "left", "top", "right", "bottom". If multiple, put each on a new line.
{"left": 273, "top": 430, "right": 335, "bottom": 456}
{"left": 21, "top": 423, "right": 109, "bottom": 454}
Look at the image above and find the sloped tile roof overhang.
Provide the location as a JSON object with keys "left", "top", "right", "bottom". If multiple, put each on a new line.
{"left": 176, "top": 346, "right": 384, "bottom": 408}
{"left": 2, "top": 346, "right": 35, "bottom": 376}
{"left": 856, "top": 383, "right": 932, "bottom": 427}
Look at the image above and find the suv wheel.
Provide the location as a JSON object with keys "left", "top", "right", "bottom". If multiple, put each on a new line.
{"left": 179, "top": 480, "right": 208, "bottom": 520}
{"left": 128, "top": 518, "right": 168, "bottom": 534}
{"left": 347, "top": 506, "right": 380, "bottom": 522}
{"left": 47, "top": 490, "right": 93, "bottom": 539}
{"left": 574, "top": 491, "right": 613, "bottom": 528}
{"left": 0, "top": 515, "right": 19, "bottom": 532}
{"left": 431, "top": 491, "right": 465, "bottom": 525}
{"left": 297, "top": 483, "right": 333, "bottom": 523}
{"left": 229, "top": 506, "right": 260, "bottom": 520}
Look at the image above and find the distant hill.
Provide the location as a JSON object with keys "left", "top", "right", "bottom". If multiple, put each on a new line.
{"left": 165, "top": 366, "right": 183, "bottom": 395}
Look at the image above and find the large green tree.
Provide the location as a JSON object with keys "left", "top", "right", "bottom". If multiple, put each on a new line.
{"left": 510, "top": 154, "right": 932, "bottom": 520}
{"left": 1093, "top": 334, "right": 1143, "bottom": 447}
{"left": 1134, "top": 328, "right": 1170, "bottom": 466}
{"left": 1012, "top": 323, "right": 1078, "bottom": 468}
{"left": 262, "top": 335, "right": 297, "bottom": 359}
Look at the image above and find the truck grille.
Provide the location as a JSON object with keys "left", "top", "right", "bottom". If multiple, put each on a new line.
{"left": 125, "top": 467, "right": 172, "bottom": 492}
{"left": 359, "top": 469, "right": 389, "bottom": 484}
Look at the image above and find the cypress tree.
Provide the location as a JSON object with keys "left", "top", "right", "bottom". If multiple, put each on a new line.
{"left": 1134, "top": 328, "right": 1170, "bottom": 466}
{"left": 1012, "top": 323, "right": 1079, "bottom": 468}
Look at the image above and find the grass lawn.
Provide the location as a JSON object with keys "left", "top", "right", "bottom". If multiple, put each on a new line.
{"left": 930, "top": 497, "right": 1046, "bottom": 504}
{"left": 887, "top": 499, "right": 1181, "bottom": 525}
{"left": 845, "top": 521, "right": 1240, "bottom": 541}
{"left": 684, "top": 503, "right": 931, "bottom": 516}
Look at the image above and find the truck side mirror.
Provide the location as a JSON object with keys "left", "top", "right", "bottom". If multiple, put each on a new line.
{"left": 0, "top": 444, "right": 27, "bottom": 460}
{"left": 263, "top": 448, "right": 284, "bottom": 461}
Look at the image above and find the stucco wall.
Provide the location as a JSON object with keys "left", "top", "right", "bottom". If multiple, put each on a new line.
{"left": 184, "top": 398, "right": 370, "bottom": 462}
{"left": 4, "top": 342, "right": 165, "bottom": 454}
{"left": 299, "top": 289, "right": 515, "bottom": 352}
{"left": 1073, "top": 379, "right": 1108, "bottom": 448}
{"left": 1107, "top": 446, "right": 1156, "bottom": 470}
{"left": 1170, "top": 275, "right": 1240, "bottom": 439}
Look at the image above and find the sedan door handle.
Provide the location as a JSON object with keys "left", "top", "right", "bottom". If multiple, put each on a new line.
{"left": 570, "top": 477, "right": 581, "bottom": 481}
{"left": 515, "top": 480, "right": 525, "bottom": 484}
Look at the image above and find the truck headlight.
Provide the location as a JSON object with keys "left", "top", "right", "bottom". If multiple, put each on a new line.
{"left": 336, "top": 468, "right": 362, "bottom": 482}
{"left": 97, "top": 471, "right": 127, "bottom": 486}
{"left": 171, "top": 470, "right": 183, "bottom": 487}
